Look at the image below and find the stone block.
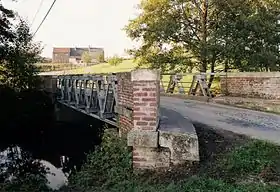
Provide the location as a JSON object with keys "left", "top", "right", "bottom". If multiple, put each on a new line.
{"left": 131, "top": 69, "right": 160, "bottom": 81}
{"left": 127, "top": 130, "right": 159, "bottom": 148}
{"left": 159, "top": 130, "right": 199, "bottom": 164}
{"left": 133, "top": 147, "right": 170, "bottom": 169}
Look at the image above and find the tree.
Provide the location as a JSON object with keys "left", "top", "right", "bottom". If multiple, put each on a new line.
{"left": 0, "top": 17, "right": 42, "bottom": 91}
{"left": 125, "top": 0, "right": 215, "bottom": 73}
{"left": 213, "top": 0, "right": 280, "bottom": 72}
{"left": 0, "top": 2, "right": 16, "bottom": 60}
{"left": 82, "top": 51, "right": 92, "bottom": 65}
{"left": 108, "top": 55, "right": 124, "bottom": 66}
{"left": 125, "top": 0, "right": 280, "bottom": 74}
{"left": 97, "top": 53, "right": 105, "bottom": 63}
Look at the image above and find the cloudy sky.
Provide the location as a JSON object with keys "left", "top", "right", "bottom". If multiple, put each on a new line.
{"left": 2, "top": 0, "right": 140, "bottom": 58}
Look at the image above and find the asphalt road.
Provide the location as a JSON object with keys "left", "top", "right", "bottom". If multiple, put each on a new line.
{"left": 161, "top": 96, "right": 280, "bottom": 144}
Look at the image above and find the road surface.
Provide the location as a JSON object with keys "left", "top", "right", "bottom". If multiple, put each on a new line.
{"left": 161, "top": 96, "right": 280, "bottom": 144}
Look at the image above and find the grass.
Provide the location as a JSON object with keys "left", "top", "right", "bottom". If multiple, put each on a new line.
{"left": 39, "top": 59, "right": 221, "bottom": 94}
{"left": 60, "top": 127, "right": 280, "bottom": 192}
{"left": 35, "top": 63, "right": 83, "bottom": 72}
{"left": 69, "top": 59, "right": 139, "bottom": 74}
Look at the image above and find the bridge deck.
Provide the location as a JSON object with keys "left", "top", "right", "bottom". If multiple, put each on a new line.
{"left": 58, "top": 96, "right": 280, "bottom": 144}
{"left": 161, "top": 96, "right": 280, "bottom": 144}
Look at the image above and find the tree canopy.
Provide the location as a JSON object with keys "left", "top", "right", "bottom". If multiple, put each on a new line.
{"left": 0, "top": 2, "right": 42, "bottom": 90}
{"left": 108, "top": 55, "right": 124, "bottom": 66}
{"left": 82, "top": 51, "right": 92, "bottom": 65}
{"left": 125, "top": 0, "right": 280, "bottom": 73}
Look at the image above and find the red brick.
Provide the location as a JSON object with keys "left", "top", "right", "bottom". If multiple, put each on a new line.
{"left": 134, "top": 107, "right": 141, "bottom": 111}
{"left": 134, "top": 102, "right": 148, "bottom": 106}
{"left": 136, "top": 121, "right": 148, "bottom": 126}
{"left": 149, "top": 103, "right": 157, "bottom": 107}
{"left": 149, "top": 92, "right": 156, "bottom": 97}
{"left": 142, "top": 98, "right": 156, "bottom": 102}
{"left": 132, "top": 151, "right": 139, "bottom": 156}
{"left": 142, "top": 88, "right": 156, "bottom": 91}
{"left": 134, "top": 112, "right": 147, "bottom": 116}
{"left": 133, "top": 157, "right": 147, "bottom": 161}
{"left": 134, "top": 92, "right": 148, "bottom": 97}
{"left": 142, "top": 117, "right": 156, "bottom": 121}
{"left": 133, "top": 117, "right": 141, "bottom": 120}
{"left": 133, "top": 98, "right": 140, "bottom": 101}
{"left": 133, "top": 162, "right": 141, "bottom": 167}
{"left": 149, "top": 122, "right": 157, "bottom": 126}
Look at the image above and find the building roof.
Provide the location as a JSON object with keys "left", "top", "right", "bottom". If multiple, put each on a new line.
{"left": 70, "top": 47, "right": 104, "bottom": 57}
{"left": 53, "top": 47, "right": 104, "bottom": 56}
{"left": 53, "top": 48, "right": 70, "bottom": 53}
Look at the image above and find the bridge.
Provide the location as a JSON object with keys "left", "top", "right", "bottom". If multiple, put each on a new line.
{"left": 40, "top": 69, "right": 280, "bottom": 170}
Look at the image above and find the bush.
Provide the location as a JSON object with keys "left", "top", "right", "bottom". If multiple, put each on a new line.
{"left": 108, "top": 55, "right": 124, "bottom": 66}
{"left": 63, "top": 131, "right": 280, "bottom": 192}
{"left": 0, "top": 149, "right": 51, "bottom": 192}
{"left": 65, "top": 130, "right": 133, "bottom": 191}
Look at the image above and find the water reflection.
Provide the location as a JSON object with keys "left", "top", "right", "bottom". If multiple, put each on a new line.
{"left": 0, "top": 120, "right": 103, "bottom": 190}
{"left": 0, "top": 147, "right": 67, "bottom": 190}
{"left": 0, "top": 88, "right": 104, "bottom": 190}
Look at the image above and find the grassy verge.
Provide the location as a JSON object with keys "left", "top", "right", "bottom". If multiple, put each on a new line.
{"left": 61, "top": 126, "right": 280, "bottom": 192}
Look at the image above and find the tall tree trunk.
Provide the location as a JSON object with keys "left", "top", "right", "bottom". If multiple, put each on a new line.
{"left": 208, "top": 54, "right": 216, "bottom": 89}
{"left": 200, "top": 0, "right": 208, "bottom": 72}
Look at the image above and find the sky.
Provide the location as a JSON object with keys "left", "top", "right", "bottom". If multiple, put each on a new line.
{"left": 2, "top": 0, "right": 141, "bottom": 58}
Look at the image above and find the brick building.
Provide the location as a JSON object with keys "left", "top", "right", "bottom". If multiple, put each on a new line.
{"left": 52, "top": 47, "right": 104, "bottom": 64}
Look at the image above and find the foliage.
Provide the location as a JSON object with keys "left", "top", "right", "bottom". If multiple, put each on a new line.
{"left": 65, "top": 130, "right": 133, "bottom": 191}
{"left": 63, "top": 130, "right": 280, "bottom": 191}
{"left": 125, "top": 0, "right": 280, "bottom": 73}
{"left": 0, "top": 16, "right": 42, "bottom": 91}
{"left": 108, "top": 55, "right": 124, "bottom": 66}
{"left": 81, "top": 51, "right": 92, "bottom": 65}
{"left": 0, "top": 148, "right": 51, "bottom": 192}
{"left": 213, "top": 0, "right": 280, "bottom": 72}
{"left": 97, "top": 53, "right": 105, "bottom": 63}
{"left": 0, "top": 2, "right": 15, "bottom": 58}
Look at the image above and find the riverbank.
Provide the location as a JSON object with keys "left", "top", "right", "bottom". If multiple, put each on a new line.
{"left": 1, "top": 123, "right": 280, "bottom": 191}
{"left": 60, "top": 125, "right": 280, "bottom": 192}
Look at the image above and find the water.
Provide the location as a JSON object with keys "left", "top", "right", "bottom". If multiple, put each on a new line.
{"left": 0, "top": 147, "right": 68, "bottom": 190}
{"left": 0, "top": 120, "right": 104, "bottom": 190}
{"left": 0, "top": 88, "right": 105, "bottom": 190}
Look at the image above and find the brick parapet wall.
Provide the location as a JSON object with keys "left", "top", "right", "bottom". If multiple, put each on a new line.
{"left": 220, "top": 72, "right": 280, "bottom": 99}
{"left": 116, "top": 72, "right": 133, "bottom": 135}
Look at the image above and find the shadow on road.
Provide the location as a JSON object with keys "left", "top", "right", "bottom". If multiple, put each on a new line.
{"left": 193, "top": 122, "right": 249, "bottom": 163}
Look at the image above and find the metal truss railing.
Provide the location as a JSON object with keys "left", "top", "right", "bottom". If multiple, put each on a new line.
{"left": 160, "top": 73, "right": 216, "bottom": 97}
{"left": 56, "top": 74, "right": 118, "bottom": 126}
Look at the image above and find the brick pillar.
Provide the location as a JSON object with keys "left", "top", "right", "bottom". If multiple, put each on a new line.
{"left": 132, "top": 69, "right": 160, "bottom": 131}
{"left": 128, "top": 69, "right": 169, "bottom": 169}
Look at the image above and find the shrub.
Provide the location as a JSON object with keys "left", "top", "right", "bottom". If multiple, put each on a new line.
{"left": 66, "top": 130, "right": 132, "bottom": 191}
{"left": 108, "top": 55, "right": 124, "bottom": 66}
